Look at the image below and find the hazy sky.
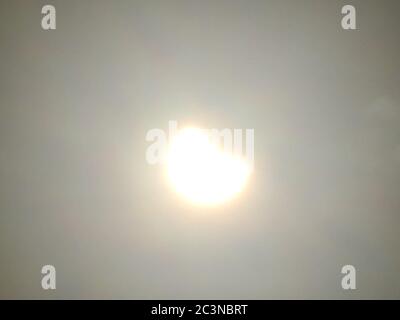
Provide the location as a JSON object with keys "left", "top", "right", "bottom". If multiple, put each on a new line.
{"left": 1, "top": 0, "right": 400, "bottom": 299}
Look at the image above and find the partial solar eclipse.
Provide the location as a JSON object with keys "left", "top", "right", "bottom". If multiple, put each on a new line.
{"left": 166, "top": 128, "right": 252, "bottom": 206}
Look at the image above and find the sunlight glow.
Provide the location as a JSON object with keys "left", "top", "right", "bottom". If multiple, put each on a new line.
{"left": 166, "top": 127, "right": 251, "bottom": 206}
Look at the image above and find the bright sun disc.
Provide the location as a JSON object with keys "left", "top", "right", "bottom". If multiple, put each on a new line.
{"left": 166, "top": 127, "right": 251, "bottom": 206}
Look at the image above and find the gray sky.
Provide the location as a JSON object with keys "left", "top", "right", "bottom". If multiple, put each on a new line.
{"left": 0, "top": 0, "right": 400, "bottom": 299}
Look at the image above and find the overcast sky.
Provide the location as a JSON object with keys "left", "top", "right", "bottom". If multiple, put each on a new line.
{"left": 1, "top": 0, "right": 400, "bottom": 299}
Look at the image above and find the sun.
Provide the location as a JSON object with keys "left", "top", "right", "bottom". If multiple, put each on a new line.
{"left": 166, "top": 127, "right": 252, "bottom": 206}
